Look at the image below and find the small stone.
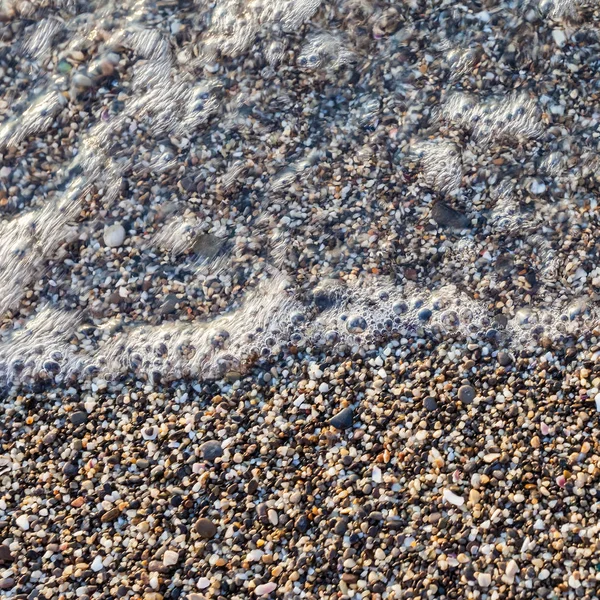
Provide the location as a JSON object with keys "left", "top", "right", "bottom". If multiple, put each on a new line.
{"left": 0, "top": 578, "right": 15, "bottom": 590}
{"left": 101, "top": 507, "right": 121, "bottom": 523}
{"left": 552, "top": 29, "right": 566, "bottom": 47}
{"left": 530, "top": 180, "right": 547, "bottom": 195}
{"left": 163, "top": 550, "right": 179, "bottom": 567}
{"left": 255, "top": 582, "right": 277, "bottom": 596}
{"left": 72, "top": 73, "right": 93, "bottom": 88}
{"left": 194, "top": 518, "right": 217, "bottom": 539}
{"left": 497, "top": 351, "right": 512, "bottom": 366}
{"left": 477, "top": 572, "right": 491, "bottom": 587}
{"left": 200, "top": 440, "right": 223, "bottom": 461}
{"left": 458, "top": 385, "right": 476, "bottom": 404}
{"left": 424, "top": 397, "right": 438, "bottom": 411}
{"left": 442, "top": 489, "right": 464, "bottom": 506}
{"left": 104, "top": 223, "right": 126, "bottom": 248}
{"left": 91, "top": 556, "right": 104, "bottom": 572}
{"left": 318, "top": 382, "right": 329, "bottom": 393}
{"left": 197, "top": 577, "right": 211, "bottom": 589}
{"left": 70, "top": 411, "right": 88, "bottom": 426}
{"left": 294, "top": 515, "right": 309, "bottom": 533}
{"left": 431, "top": 201, "right": 469, "bottom": 229}
{"left": 267, "top": 509, "right": 278, "bottom": 526}
{"left": 506, "top": 559, "right": 519, "bottom": 579}
{"left": 62, "top": 462, "right": 79, "bottom": 477}
{"left": 16, "top": 514, "right": 29, "bottom": 530}
{"left": 329, "top": 407, "right": 353, "bottom": 430}
{"left": 0, "top": 545, "right": 13, "bottom": 564}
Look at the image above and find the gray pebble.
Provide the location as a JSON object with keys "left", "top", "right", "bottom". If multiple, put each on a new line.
{"left": 458, "top": 385, "right": 476, "bottom": 404}
{"left": 70, "top": 411, "right": 88, "bottom": 426}
{"left": 200, "top": 440, "right": 224, "bottom": 461}
{"left": 424, "top": 397, "right": 438, "bottom": 411}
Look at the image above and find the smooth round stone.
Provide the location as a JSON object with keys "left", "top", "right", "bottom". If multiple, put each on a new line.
{"left": 70, "top": 411, "right": 88, "bottom": 426}
{"left": 103, "top": 223, "right": 126, "bottom": 248}
{"left": 424, "top": 397, "right": 438, "bottom": 411}
{"left": 498, "top": 351, "right": 513, "bottom": 366}
{"left": 458, "top": 385, "right": 476, "bottom": 404}
{"left": 200, "top": 440, "right": 223, "bottom": 461}
{"left": 194, "top": 518, "right": 217, "bottom": 539}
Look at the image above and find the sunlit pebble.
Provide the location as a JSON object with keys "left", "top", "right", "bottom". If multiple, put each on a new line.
{"left": 556, "top": 475, "right": 566, "bottom": 488}
{"left": 91, "top": 556, "right": 104, "bottom": 572}
{"left": 197, "top": 577, "right": 211, "bottom": 589}
{"left": 16, "top": 514, "right": 29, "bottom": 530}
{"left": 442, "top": 489, "right": 464, "bottom": 506}
{"left": 255, "top": 582, "right": 277, "bottom": 596}
{"left": 540, "top": 422, "right": 550, "bottom": 435}
{"left": 477, "top": 573, "right": 492, "bottom": 587}
{"left": 372, "top": 466, "right": 382, "bottom": 483}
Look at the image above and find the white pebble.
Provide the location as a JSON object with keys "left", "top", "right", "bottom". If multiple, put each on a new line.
{"left": 91, "top": 555, "right": 104, "bottom": 571}
{"left": 318, "top": 382, "right": 329, "bottom": 393}
{"left": 552, "top": 29, "right": 566, "bottom": 47}
{"left": 163, "top": 550, "right": 179, "bottom": 566}
{"left": 505, "top": 559, "right": 518, "bottom": 579}
{"left": 103, "top": 223, "right": 126, "bottom": 248}
{"left": 539, "top": 568, "right": 550, "bottom": 580}
{"left": 16, "top": 514, "right": 29, "bottom": 530}
{"left": 247, "top": 549, "right": 264, "bottom": 562}
{"left": 372, "top": 466, "right": 382, "bottom": 483}
{"left": 442, "top": 489, "right": 464, "bottom": 506}
{"left": 530, "top": 180, "right": 546, "bottom": 195}
{"left": 477, "top": 572, "right": 491, "bottom": 587}
{"left": 197, "top": 577, "right": 211, "bottom": 589}
{"left": 255, "top": 582, "right": 277, "bottom": 596}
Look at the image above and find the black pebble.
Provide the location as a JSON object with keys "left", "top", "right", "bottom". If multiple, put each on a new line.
{"left": 329, "top": 407, "right": 353, "bottom": 430}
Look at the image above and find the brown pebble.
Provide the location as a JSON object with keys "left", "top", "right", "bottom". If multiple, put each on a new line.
{"left": 194, "top": 518, "right": 218, "bottom": 539}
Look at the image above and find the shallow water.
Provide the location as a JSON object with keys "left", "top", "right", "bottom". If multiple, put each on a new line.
{"left": 1, "top": 0, "right": 599, "bottom": 384}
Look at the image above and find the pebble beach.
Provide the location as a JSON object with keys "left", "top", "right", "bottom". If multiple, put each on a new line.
{"left": 2, "top": 0, "right": 600, "bottom": 598}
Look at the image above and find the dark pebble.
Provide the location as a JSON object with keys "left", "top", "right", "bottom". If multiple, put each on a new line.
{"left": 424, "top": 397, "right": 438, "bottom": 411}
{"left": 329, "top": 407, "right": 353, "bottom": 430}
{"left": 200, "top": 440, "right": 224, "bottom": 461}
{"left": 194, "top": 518, "right": 218, "bottom": 539}
{"left": 100, "top": 507, "right": 120, "bottom": 523}
{"left": 458, "top": 385, "right": 476, "bottom": 404}
{"left": 62, "top": 463, "right": 79, "bottom": 478}
{"left": 0, "top": 545, "right": 13, "bottom": 564}
{"left": 295, "top": 515, "right": 310, "bottom": 533}
{"left": 498, "top": 351, "right": 513, "bottom": 366}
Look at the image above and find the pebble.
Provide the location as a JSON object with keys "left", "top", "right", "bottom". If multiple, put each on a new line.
{"left": 103, "top": 223, "right": 126, "bottom": 248}
{"left": 497, "top": 351, "right": 512, "bottom": 366}
{"left": 442, "top": 489, "right": 465, "bottom": 506}
{"left": 91, "top": 555, "right": 104, "bottom": 572}
{"left": 16, "top": 514, "right": 29, "bottom": 530}
{"left": 70, "top": 410, "right": 88, "bottom": 425}
{"left": 199, "top": 440, "right": 223, "bottom": 461}
{"left": 255, "top": 582, "right": 277, "bottom": 596}
{"left": 163, "top": 550, "right": 179, "bottom": 567}
{"left": 329, "top": 407, "right": 353, "bottom": 430}
{"left": 194, "top": 518, "right": 218, "bottom": 538}
{"left": 458, "top": 385, "right": 476, "bottom": 404}
{"left": 477, "top": 573, "right": 492, "bottom": 587}
{"left": 197, "top": 577, "right": 210, "bottom": 589}
{"left": 423, "top": 397, "right": 438, "bottom": 411}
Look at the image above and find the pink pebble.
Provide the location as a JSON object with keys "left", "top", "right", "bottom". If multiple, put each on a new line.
{"left": 556, "top": 475, "right": 566, "bottom": 488}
